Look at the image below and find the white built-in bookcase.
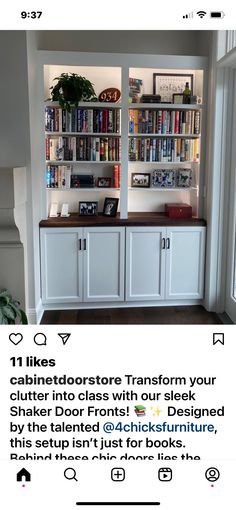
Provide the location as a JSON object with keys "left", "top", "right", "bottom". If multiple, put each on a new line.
{"left": 36, "top": 52, "right": 208, "bottom": 219}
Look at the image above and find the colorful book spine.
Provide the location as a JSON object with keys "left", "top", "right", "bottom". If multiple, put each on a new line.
{"left": 113, "top": 164, "right": 120, "bottom": 188}
{"left": 128, "top": 137, "right": 200, "bottom": 162}
{"left": 46, "top": 165, "right": 72, "bottom": 188}
{"left": 46, "top": 107, "right": 121, "bottom": 134}
{"left": 128, "top": 109, "right": 201, "bottom": 135}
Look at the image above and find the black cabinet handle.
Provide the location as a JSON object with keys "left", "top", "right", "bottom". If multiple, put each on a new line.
{"left": 78, "top": 239, "right": 82, "bottom": 251}
{"left": 166, "top": 237, "right": 170, "bottom": 249}
{"left": 83, "top": 238, "right": 86, "bottom": 250}
{"left": 162, "top": 238, "right": 166, "bottom": 250}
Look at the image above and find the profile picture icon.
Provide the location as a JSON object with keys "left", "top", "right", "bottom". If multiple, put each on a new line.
{"left": 205, "top": 467, "right": 220, "bottom": 482}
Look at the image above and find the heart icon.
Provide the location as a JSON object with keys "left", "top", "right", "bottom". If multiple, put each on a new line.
{"left": 9, "top": 333, "right": 23, "bottom": 345}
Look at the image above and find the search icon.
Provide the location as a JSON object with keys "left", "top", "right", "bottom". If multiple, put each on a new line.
{"left": 64, "top": 468, "right": 78, "bottom": 481}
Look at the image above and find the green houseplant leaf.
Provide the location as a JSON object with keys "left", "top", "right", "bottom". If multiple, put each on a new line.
{"left": 0, "top": 289, "right": 28, "bottom": 325}
{"left": 49, "top": 73, "right": 97, "bottom": 112}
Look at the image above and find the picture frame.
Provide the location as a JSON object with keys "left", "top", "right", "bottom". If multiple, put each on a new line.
{"left": 131, "top": 173, "right": 150, "bottom": 188}
{"left": 153, "top": 73, "right": 194, "bottom": 103}
{"left": 79, "top": 201, "right": 98, "bottom": 216}
{"left": 103, "top": 197, "right": 119, "bottom": 217}
{"left": 152, "top": 169, "right": 176, "bottom": 188}
{"left": 97, "top": 177, "right": 112, "bottom": 188}
{"left": 176, "top": 168, "right": 192, "bottom": 188}
{"left": 173, "top": 93, "right": 184, "bottom": 104}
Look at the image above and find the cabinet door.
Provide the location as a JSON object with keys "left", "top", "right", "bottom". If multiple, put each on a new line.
{"left": 165, "top": 227, "right": 206, "bottom": 299}
{"left": 126, "top": 227, "right": 166, "bottom": 301}
{"left": 83, "top": 227, "right": 125, "bottom": 302}
{"left": 40, "top": 228, "right": 83, "bottom": 303}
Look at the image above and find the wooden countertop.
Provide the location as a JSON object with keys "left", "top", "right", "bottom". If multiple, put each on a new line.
{"left": 39, "top": 212, "right": 206, "bottom": 228}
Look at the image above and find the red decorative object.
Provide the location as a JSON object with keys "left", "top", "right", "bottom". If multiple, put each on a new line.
{"left": 165, "top": 203, "right": 192, "bottom": 218}
{"left": 98, "top": 88, "right": 121, "bottom": 103}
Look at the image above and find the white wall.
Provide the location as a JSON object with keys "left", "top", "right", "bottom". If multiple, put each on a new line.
{"left": 0, "top": 31, "right": 30, "bottom": 166}
{"left": 0, "top": 30, "right": 214, "bottom": 322}
{"left": 36, "top": 31, "right": 211, "bottom": 56}
{"left": 45, "top": 65, "right": 121, "bottom": 99}
{"left": 26, "top": 31, "right": 45, "bottom": 323}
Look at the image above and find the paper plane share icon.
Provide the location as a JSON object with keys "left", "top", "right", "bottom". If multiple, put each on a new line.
{"left": 58, "top": 333, "right": 71, "bottom": 345}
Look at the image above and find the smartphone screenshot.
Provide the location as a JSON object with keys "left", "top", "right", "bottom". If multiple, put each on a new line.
{"left": 0, "top": 2, "right": 236, "bottom": 509}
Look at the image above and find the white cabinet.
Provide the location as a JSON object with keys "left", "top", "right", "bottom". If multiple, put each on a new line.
{"left": 40, "top": 227, "right": 125, "bottom": 304}
{"left": 40, "top": 228, "right": 83, "bottom": 303}
{"left": 41, "top": 225, "right": 206, "bottom": 306}
{"left": 126, "top": 226, "right": 206, "bottom": 301}
{"left": 125, "top": 227, "right": 166, "bottom": 301}
{"left": 166, "top": 227, "right": 206, "bottom": 299}
{"left": 83, "top": 227, "right": 125, "bottom": 302}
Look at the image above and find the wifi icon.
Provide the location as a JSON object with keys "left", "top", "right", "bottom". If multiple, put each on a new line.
{"left": 197, "top": 10, "right": 207, "bottom": 18}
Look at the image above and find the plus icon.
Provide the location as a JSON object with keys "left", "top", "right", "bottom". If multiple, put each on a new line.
{"left": 111, "top": 467, "right": 125, "bottom": 482}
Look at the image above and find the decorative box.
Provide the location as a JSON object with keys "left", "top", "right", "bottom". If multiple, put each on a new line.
{"left": 165, "top": 203, "right": 192, "bottom": 218}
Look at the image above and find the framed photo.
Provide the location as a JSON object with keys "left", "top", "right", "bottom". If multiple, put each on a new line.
{"left": 173, "top": 93, "right": 184, "bottom": 104}
{"left": 79, "top": 201, "right": 98, "bottom": 216}
{"left": 103, "top": 197, "right": 119, "bottom": 217}
{"left": 131, "top": 173, "right": 150, "bottom": 188}
{"left": 152, "top": 169, "right": 176, "bottom": 188}
{"left": 176, "top": 168, "right": 192, "bottom": 188}
{"left": 153, "top": 73, "right": 194, "bottom": 103}
{"left": 97, "top": 177, "right": 112, "bottom": 188}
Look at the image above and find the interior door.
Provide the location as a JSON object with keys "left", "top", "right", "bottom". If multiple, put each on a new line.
{"left": 225, "top": 72, "right": 236, "bottom": 323}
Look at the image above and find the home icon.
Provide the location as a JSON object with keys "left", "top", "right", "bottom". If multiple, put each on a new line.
{"left": 16, "top": 468, "right": 31, "bottom": 482}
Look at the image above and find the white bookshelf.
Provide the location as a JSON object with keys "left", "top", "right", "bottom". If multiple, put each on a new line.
{"left": 128, "top": 103, "right": 203, "bottom": 110}
{"left": 41, "top": 54, "right": 207, "bottom": 218}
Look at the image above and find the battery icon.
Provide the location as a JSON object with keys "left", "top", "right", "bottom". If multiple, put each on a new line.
{"left": 210, "top": 11, "right": 225, "bottom": 18}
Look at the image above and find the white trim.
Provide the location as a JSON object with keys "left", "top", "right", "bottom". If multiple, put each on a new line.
{"left": 204, "top": 34, "right": 231, "bottom": 313}
{"left": 27, "top": 299, "right": 43, "bottom": 325}
{"left": 217, "top": 46, "right": 236, "bottom": 68}
{"left": 216, "top": 68, "right": 234, "bottom": 312}
{"left": 38, "top": 51, "right": 208, "bottom": 70}
{"left": 41, "top": 299, "right": 203, "bottom": 311}
{"left": 203, "top": 33, "right": 219, "bottom": 311}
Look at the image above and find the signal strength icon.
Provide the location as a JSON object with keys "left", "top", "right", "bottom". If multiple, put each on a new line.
{"left": 183, "top": 12, "right": 194, "bottom": 18}
{"left": 197, "top": 10, "right": 207, "bottom": 18}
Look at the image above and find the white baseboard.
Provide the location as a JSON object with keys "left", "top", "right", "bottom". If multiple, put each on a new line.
{"left": 42, "top": 299, "right": 203, "bottom": 311}
{"left": 27, "top": 300, "right": 43, "bottom": 324}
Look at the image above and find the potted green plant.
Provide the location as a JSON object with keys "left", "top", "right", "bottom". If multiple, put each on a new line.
{"left": 0, "top": 289, "right": 28, "bottom": 324}
{"left": 49, "top": 73, "right": 97, "bottom": 111}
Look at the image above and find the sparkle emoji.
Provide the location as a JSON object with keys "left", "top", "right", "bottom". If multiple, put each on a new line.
{"left": 134, "top": 405, "right": 146, "bottom": 417}
{"left": 150, "top": 406, "right": 162, "bottom": 417}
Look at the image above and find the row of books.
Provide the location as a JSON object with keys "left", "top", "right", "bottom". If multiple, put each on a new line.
{"left": 129, "top": 109, "right": 201, "bottom": 135}
{"left": 46, "top": 165, "right": 72, "bottom": 189}
{"left": 45, "top": 106, "right": 121, "bottom": 134}
{"left": 46, "top": 136, "right": 121, "bottom": 162}
{"left": 46, "top": 165, "right": 121, "bottom": 189}
{"left": 129, "top": 137, "right": 200, "bottom": 162}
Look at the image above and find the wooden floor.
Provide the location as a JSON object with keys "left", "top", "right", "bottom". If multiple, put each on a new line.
{"left": 41, "top": 305, "right": 222, "bottom": 325}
